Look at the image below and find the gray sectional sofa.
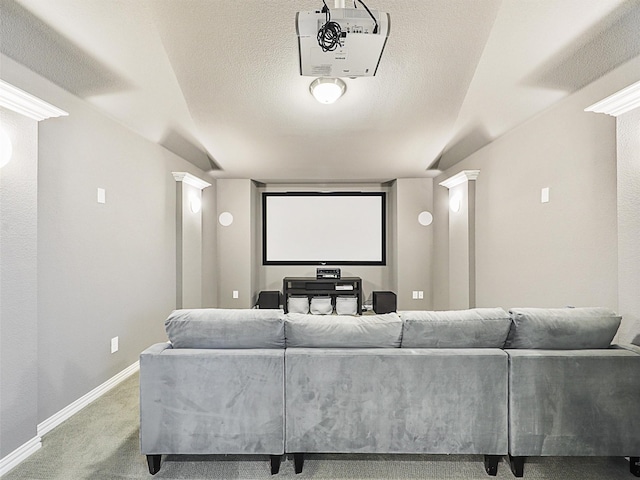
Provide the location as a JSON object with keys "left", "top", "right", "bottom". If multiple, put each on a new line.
{"left": 504, "top": 308, "right": 640, "bottom": 477}
{"left": 139, "top": 306, "right": 640, "bottom": 477}
{"left": 140, "top": 309, "right": 287, "bottom": 475}
{"left": 284, "top": 309, "right": 509, "bottom": 475}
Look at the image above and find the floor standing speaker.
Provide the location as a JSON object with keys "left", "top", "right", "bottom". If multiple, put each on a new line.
{"left": 258, "top": 291, "right": 281, "bottom": 309}
{"left": 372, "top": 291, "right": 397, "bottom": 314}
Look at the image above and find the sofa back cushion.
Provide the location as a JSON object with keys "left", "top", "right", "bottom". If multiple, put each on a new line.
{"left": 285, "top": 313, "right": 402, "bottom": 348}
{"left": 505, "top": 307, "right": 621, "bottom": 349}
{"left": 400, "top": 308, "right": 511, "bottom": 348}
{"left": 165, "top": 308, "right": 285, "bottom": 349}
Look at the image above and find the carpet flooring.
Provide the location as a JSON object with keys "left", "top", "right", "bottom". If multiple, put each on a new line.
{"left": 3, "top": 372, "right": 634, "bottom": 479}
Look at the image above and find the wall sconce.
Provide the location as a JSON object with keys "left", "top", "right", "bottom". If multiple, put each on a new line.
{"left": 449, "top": 194, "right": 462, "bottom": 213}
{"left": 418, "top": 211, "right": 433, "bottom": 226}
{"left": 0, "top": 127, "right": 12, "bottom": 168}
{"left": 189, "top": 196, "right": 202, "bottom": 213}
{"left": 218, "top": 211, "right": 233, "bottom": 226}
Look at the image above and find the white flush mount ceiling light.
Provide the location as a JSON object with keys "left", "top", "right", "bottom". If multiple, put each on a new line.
{"left": 310, "top": 78, "right": 346, "bottom": 104}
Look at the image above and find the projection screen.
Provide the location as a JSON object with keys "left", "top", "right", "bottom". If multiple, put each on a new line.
{"left": 262, "top": 192, "right": 386, "bottom": 265}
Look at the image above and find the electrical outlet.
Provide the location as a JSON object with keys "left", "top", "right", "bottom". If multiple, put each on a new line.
{"left": 418, "top": 291, "right": 424, "bottom": 299}
{"left": 232, "top": 290, "right": 239, "bottom": 299}
{"left": 111, "top": 336, "right": 119, "bottom": 353}
{"left": 412, "top": 291, "right": 418, "bottom": 300}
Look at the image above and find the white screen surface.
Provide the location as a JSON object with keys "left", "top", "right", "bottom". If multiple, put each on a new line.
{"left": 263, "top": 193, "right": 385, "bottom": 265}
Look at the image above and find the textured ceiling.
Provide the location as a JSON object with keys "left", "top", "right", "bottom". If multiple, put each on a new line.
{"left": 1, "top": 0, "right": 638, "bottom": 182}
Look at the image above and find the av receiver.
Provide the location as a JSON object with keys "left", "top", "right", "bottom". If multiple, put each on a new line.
{"left": 316, "top": 268, "right": 341, "bottom": 279}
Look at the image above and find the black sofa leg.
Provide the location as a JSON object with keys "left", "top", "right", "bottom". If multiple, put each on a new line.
{"left": 146, "top": 454, "right": 161, "bottom": 475}
{"left": 484, "top": 455, "right": 500, "bottom": 476}
{"left": 293, "top": 453, "right": 305, "bottom": 474}
{"left": 270, "top": 455, "right": 282, "bottom": 475}
{"left": 630, "top": 457, "right": 640, "bottom": 477}
{"left": 509, "top": 455, "right": 525, "bottom": 477}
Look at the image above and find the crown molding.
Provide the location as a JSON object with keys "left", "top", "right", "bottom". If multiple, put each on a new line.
{"left": 585, "top": 80, "right": 640, "bottom": 117}
{"left": 439, "top": 170, "right": 480, "bottom": 189}
{"left": 172, "top": 172, "right": 212, "bottom": 190}
{"left": 0, "top": 79, "right": 68, "bottom": 121}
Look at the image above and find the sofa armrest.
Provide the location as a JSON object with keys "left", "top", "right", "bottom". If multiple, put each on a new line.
{"left": 140, "top": 348, "right": 284, "bottom": 456}
{"left": 507, "top": 349, "right": 640, "bottom": 457}
{"left": 140, "top": 342, "right": 172, "bottom": 356}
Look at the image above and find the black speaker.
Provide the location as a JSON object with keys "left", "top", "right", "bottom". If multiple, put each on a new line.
{"left": 372, "top": 291, "right": 396, "bottom": 314}
{"left": 258, "top": 291, "right": 281, "bottom": 309}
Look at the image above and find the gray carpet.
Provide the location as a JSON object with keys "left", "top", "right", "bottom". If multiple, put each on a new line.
{"left": 3, "top": 372, "right": 633, "bottom": 479}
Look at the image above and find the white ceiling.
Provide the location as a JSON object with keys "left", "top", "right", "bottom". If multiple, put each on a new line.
{"left": 2, "top": 0, "right": 639, "bottom": 182}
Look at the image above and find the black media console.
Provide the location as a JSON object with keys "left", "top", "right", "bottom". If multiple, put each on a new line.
{"left": 282, "top": 277, "right": 362, "bottom": 314}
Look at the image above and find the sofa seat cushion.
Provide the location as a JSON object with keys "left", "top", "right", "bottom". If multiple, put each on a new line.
{"left": 285, "top": 312, "right": 402, "bottom": 348}
{"left": 505, "top": 307, "right": 621, "bottom": 349}
{"left": 399, "top": 308, "right": 511, "bottom": 348}
{"left": 165, "top": 308, "right": 285, "bottom": 349}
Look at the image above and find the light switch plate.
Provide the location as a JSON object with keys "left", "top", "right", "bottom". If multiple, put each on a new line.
{"left": 97, "top": 188, "right": 106, "bottom": 204}
{"left": 541, "top": 187, "right": 550, "bottom": 203}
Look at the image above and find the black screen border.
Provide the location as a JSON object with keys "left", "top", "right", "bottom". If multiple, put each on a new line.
{"left": 261, "top": 191, "right": 386, "bottom": 266}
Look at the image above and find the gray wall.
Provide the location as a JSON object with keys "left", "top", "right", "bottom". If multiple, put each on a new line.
{"left": 201, "top": 184, "right": 218, "bottom": 307}
{"left": 210, "top": 180, "right": 434, "bottom": 309}
{"left": 0, "top": 55, "right": 214, "bottom": 446}
{"left": 386, "top": 181, "right": 398, "bottom": 301}
{"left": 432, "top": 180, "right": 450, "bottom": 310}
{"left": 216, "top": 179, "right": 253, "bottom": 308}
{"left": 395, "top": 178, "right": 433, "bottom": 310}
{"left": 0, "top": 108, "right": 38, "bottom": 457}
{"left": 253, "top": 183, "right": 396, "bottom": 306}
{"left": 616, "top": 107, "right": 640, "bottom": 344}
{"left": 433, "top": 59, "right": 640, "bottom": 313}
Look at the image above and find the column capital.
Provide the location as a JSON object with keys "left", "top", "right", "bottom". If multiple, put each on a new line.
{"left": 0, "top": 79, "right": 68, "bottom": 121}
{"left": 172, "top": 172, "right": 211, "bottom": 190}
{"left": 439, "top": 170, "right": 480, "bottom": 189}
{"left": 585, "top": 79, "right": 640, "bottom": 117}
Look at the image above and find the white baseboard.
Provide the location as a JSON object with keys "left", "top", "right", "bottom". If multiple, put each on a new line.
{"left": 37, "top": 360, "right": 140, "bottom": 437}
{"left": 0, "top": 436, "right": 41, "bottom": 477}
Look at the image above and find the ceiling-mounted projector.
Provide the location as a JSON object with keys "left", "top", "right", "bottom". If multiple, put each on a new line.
{"left": 296, "top": 6, "right": 390, "bottom": 77}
